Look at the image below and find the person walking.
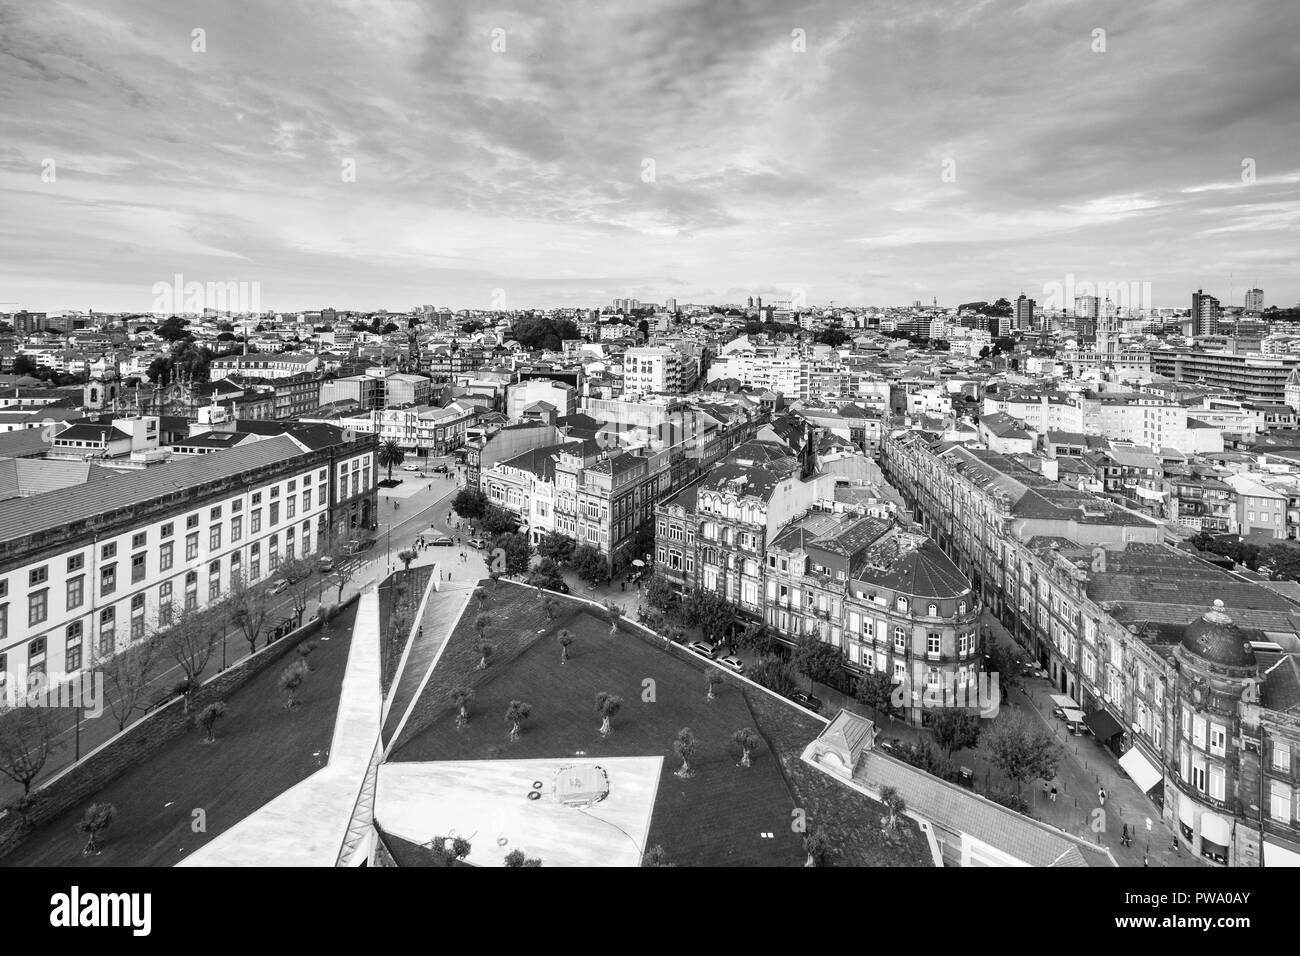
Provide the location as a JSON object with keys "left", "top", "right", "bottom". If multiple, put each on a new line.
{"left": 1050, "top": 785, "right": 1057, "bottom": 803}
{"left": 1098, "top": 786, "right": 1107, "bottom": 806}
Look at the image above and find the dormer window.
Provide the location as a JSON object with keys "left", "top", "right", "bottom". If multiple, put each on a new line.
{"left": 896, "top": 597, "right": 908, "bottom": 612}
{"left": 928, "top": 603, "right": 938, "bottom": 617}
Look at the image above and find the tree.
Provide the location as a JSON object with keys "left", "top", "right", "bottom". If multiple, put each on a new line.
{"left": 645, "top": 575, "right": 675, "bottom": 611}
{"left": 602, "top": 599, "right": 622, "bottom": 635}
{"left": 475, "top": 639, "right": 495, "bottom": 671}
{"left": 198, "top": 701, "right": 227, "bottom": 743}
{"left": 880, "top": 786, "right": 907, "bottom": 833}
{"left": 296, "top": 639, "right": 319, "bottom": 671}
{"left": 536, "top": 531, "right": 576, "bottom": 564}
{"left": 930, "top": 708, "right": 982, "bottom": 756}
{"left": 77, "top": 803, "right": 117, "bottom": 856}
{"left": 749, "top": 657, "right": 799, "bottom": 698}
{"left": 227, "top": 573, "right": 275, "bottom": 656}
{"left": 557, "top": 629, "right": 573, "bottom": 663}
{"left": 855, "top": 672, "right": 898, "bottom": 723}
{"left": 1262, "top": 544, "right": 1300, "bottom": 581}
{"left": 451, "top": 687, "right": 473, "bottom": 724}
{"left": 493, "top": 532, "right": 532, "bottom": 576}
{"left": 672, "top": 727, "right": 697, "bottom": 778}
{"left": 542, "top": 596, "right": 559, "bottom": 622}
{"left": 803, "top": 832, "right": 828, "bottom": 867}
{"left": 0, "top": 704, "right": 59, "bottom": 798}
{"left": 528, "top": 558, "right": 566, "bottom": 592}
{"left": 684, "top": 589, "right": 734, "bottom": 647}
{"left": 277, "top": 557, "right": 317, "bottom": 629}
{"left": 982, "top": 640, "right": 1021, "bottom": 696}
{"left": 814, "top": 327, "right": 849, "bottom": 348}
{"left": 981, "top": 709, "right": 1062, "bottom": 797}
{"left": 451, "top": 487, "right": 488, "bottom": 521}
{"left": 570, "top": 544, "right": 606, "bottom": 585}
{"left": 736, "top": 622, "right": 780, "bottom": 657}
{"left": 641, "top": 845, "right": 675, "bottom": 867}
{"left": 99, "top": 634, "right": 162, "bottom": 731}
{"left": 705, "top": 670, "right": 722, "bottom": 701}
{"left": 595, "top": 692, "right": 623, "bottom": 737}
{"left": 793, "top": 633, "right": 843, "bottom": 695}
{"left": 504, "top": 849, "right": 542, "bottom": 867}
{"left": 377, "top": 439, "right": 405, "bottom": 481}
{"left": 279, "top": 659, "right": 309, "bottom": 709}
{"left": 505, "top": 700, "right": 532, "bottom": 740}
{"left": 398, "top": 547, "right": 417, "bottom": 572}
{"left": 482, "top": 505, "right": 519, "bottom": 536}
{"left": 733, "top": 727, "right": 759, "bottom": 767}
{"left": 164, "top": 604, "right": 228, "bottom": 713}
{"left": 428, "top": 835, "right": 472, "bottom": 866}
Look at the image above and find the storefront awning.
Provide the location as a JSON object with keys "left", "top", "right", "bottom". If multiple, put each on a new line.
{"left": 1264, "top": 840, "right": 1300, "bottom": 867}
{"left": 1200, "top": 812, "right": 1231, "bottom": 851}
{"left": 1062, "top": 708, "right": 1087, "bottom": 723}
{"left": 1118, "top": 747, "right": 1162, "bottom": 793}
{"left": 1050, "top": 694, "right": 1078, "bottom": 709}
{"left": 1178, "top": 797, "right": 1195, "bottom": 828}
{"left": 1085, "top": 708, "right": 1124, "bottom": 741}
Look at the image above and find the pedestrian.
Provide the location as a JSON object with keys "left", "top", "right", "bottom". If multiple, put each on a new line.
{"left": 1142, "top": 854, "right": 1148, "bottom": 867}
{"left": 1050, "top": 785, "right": 1057, "bottom": 803}
{"left": 1098, "top": 786, "right": 1107, "bottom": 806}
{"left": 621, "top": 581, "right": 625, "bottom": 592}
{"left": 1121, "top": 824, "right": 1129, "bottom": 847}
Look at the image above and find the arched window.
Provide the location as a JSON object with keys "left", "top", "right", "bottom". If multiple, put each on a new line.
{"left": 927, "top": 603, "right": 938, "bottom": 617}
{"left": 896, "top": 596, "right": 908, "bottom": 612}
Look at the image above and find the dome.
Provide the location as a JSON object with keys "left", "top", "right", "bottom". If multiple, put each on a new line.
{"left": 1181, "top": 600, "right": 1257, "bottom": 668}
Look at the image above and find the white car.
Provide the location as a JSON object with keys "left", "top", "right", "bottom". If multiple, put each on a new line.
{"left": 717, "top": 655, "right": 744, "bottom": 673}
{"left": 269, "top": 579, "right": 289, "bottom": 596}
{"left": 402, "top": 464, "right": 419, "bottom": 472}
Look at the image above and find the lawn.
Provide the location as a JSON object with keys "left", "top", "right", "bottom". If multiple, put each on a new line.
{"left": 5, "top": 603, "right": 358, "bottom": 867}
{"left": 743, "top": 686, "right": 934, "bottom": 867}
{"left": 389, "top": 599, "right": 805, "bottom": 867}
{"left": 378, "top": 566, "right": 433, "bottom": 696}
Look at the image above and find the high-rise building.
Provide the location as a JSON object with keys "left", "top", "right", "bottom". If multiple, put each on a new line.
{"left": 1245, "top": 288, "right": 1264, "bottom": 314}
{"left": 747, "top": 296, "right": 754, "bottom": 308}
{"left": 1014, "top": 293, "right": 1035, "bottom": 331}
{"left": 755, "top": 296, "right": 762, "bottom": 308}
{"left": 1192, "top": 289, "right": 1221, "bottom": 337}
{"left": 665, "top": 298, "right": 677, "bottom": 313}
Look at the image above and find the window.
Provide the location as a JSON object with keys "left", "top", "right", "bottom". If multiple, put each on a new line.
{"left": 893, "top": 626, "right": 906, "bottom": 651}
{"left": 184, "top": 571, "right": 198, "bottom": 610}
{"left": 287, "top": 498, "right": 296, "bottom": 520}
{"left": 1274, "top": 741, "right": 1292, "bottom": 773}
{"left": 270, "top": 503, "right": 280, "bottom": 526}
{"left": 210, "top": 506, "right": 221, "bottom": 521}
{"left": 100, "top": 542, "right": 116, "bottom": 560}
{"left": 100, "top": 563, "right": 116, "bottom": 596}
{"left": 159, "top": 581, "right": 173, "bottom": 625}
{"left": 1192, "top": 715, "right": 1206, "bottom": 749}
{"left": 232, "top": 498, "right": 243, "bottom": 513}
{"left": 231, "top": 516, "right": 242, "bottom": 543}
{"left": 186, "top": 514, "right": 199, "bottom": 530}
{"left": 161, "top": 522, "right": 174, "bottom": 538}
{"left": 1209, "top": 764, "right": 1226, "bottom": 802}
{"left": 131, "top": 594, "right": 145, "bottom": 641}
{"left": 209, "top": 560, "right": 221, "bottom": 601}
{"left": 251, "top": 510, "right": 262, "bottom": 534}
{"left": 132, "top": 532, "right": 147, "bottom": 549}
{"left": 28, "top": 589, "right": 47, "bottom": 626}
{"left": 98, "top": 607, "right": 115, "bottom": 656}
{"left": 1271, "top": 782, "right": 1293, "bottom": 822}
{"left": 927, "top": 633, "right": 941, "bottom": 655}
{"left": 1191, "top": 754, "right": 1206, "bottom": 793}
{"left": 29, "top": 565, "right": 48, "bottom": 587}
{"left": 1209, "top": 723, "right": 1226, "bottom": 757}
{"left": 160, "top": 541, "right": 174, "bottom": 571}
{"left": 209, "top": 525, "right": 222, "bottom": 551}
{"left": 65, "top": 622, "right": 83, "bottom": 671}
{"left": 896, "top": 596, "right": 908, "bottom": 612}
{"left": 927, "top": 603, "right": 938, "bottom": 617}
{"left": 186, "top": 532, "right": 199, "bottom": 561}
{"left": 67, "top": 554, "right": 84, "bottom": 573}
{"left": 131, "top": 552, "right": 147, "bottom": 584}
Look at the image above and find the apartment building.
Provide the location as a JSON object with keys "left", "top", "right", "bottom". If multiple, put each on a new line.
{"left": 208, "top": 352, "right": 321, "bottom": 382}
{"left": 0, "top": 432, "right": 376, "bottom": 695}
{"left": 1149, "top": 350, "right": 1300, "bottom": 404}
{"left": 554, "top": 446, "right": 657, "bottom": 571}
{"left": 622, "top": 346, "right": 682, "bottom": 396}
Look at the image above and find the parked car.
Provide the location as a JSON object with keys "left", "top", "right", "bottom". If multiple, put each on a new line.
{"left": 790, "top": 691, "right": 822, "bottom": 713}
{"left": 717, "top": 655, "right": 744, "bottom": 673}
{"left": 402, "top": 464, "right": 419, "bottom": 471}
{"left": 433, "top": 465, "right": 448, "bottom": 474}
{"left": 269, "top": 579, "right": 290, "bottom": 596}
{"left": 468, "top": 536, "right": 487, "bottom": 550}
{"left": 317, "top": 555, "right": 335, "bottom": 573}
{"left": 429, "top": 535, "right": 454, "bottom": 546}
{"left": 687, "top": 641, "right": 717, "bottom": 659}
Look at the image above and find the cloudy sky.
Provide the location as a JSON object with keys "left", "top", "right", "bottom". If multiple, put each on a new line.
{"left": 1, "top": 0, "right": 1297, "bottom": 313}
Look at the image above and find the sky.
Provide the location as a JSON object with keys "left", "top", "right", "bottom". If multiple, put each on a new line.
{"left": 1, "top": 0, "right": 1298, "bottom": 313}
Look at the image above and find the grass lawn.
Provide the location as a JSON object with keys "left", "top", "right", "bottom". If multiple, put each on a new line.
{"left": 5, "top": 603, "right": 358, "bottom": 867}
{"left": 379, "top": 567, "right": 433, "bottom": 696}
{"left": 744, "top": 688, "right": 933, "bottom": 866}
{"left": 390, "top": 599, "right": 805, "bottom": 867}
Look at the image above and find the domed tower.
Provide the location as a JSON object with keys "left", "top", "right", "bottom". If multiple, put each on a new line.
{"left": 1169, "top": 600, "right": 1259, "bottom": 865}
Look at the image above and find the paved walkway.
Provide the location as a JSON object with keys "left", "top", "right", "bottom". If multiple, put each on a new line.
{"left": 178, "top": 587, "right": 383, "bottom": 867}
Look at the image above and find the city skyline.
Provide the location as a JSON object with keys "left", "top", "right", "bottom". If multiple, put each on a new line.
{"left": 2, "top": 0, "right": 1298, "bottom": 313}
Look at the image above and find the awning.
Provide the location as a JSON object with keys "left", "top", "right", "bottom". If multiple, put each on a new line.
{"left": 1062, "top": 708, "right": 1087, "bottom": 723}
{"left": 1050, "top": 694, "right": 1078, "bottom": 709}
{"left": 1200, "top": 812, "right": 1231, "bottom": 851}
{"left": 1085, "top": 708, "right": 1124, "bottom": 741}
{"left": 1264, "top": 841, "right": 1300, "bottom": 867}
{"left": 1118, "top": 747, "right": 1162, "bottom": 794}
{"left": 1178, "top": 797, "right": 1196, "bottom": 828}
